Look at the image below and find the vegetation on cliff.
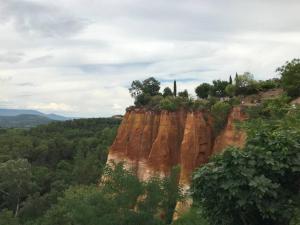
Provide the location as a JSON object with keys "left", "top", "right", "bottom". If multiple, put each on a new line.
{"left": 192, "top": 95, "right": 300, "bottom": 225}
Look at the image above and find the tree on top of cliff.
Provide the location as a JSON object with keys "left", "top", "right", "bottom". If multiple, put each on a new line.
{"left": 129, "top": 77, "right": 161, "bottom": 98}
{"left": 195, "top": 83, "right": 211, "bottom": 99}
{"left": 129, "top": 77, "right": 161, "bottom": 106}
{"left": 210, "top": 80, "right": 229, "bottom": 97}
{"left": 276, "top": 58, "right": 300, "bottom": 98}
{"left": 163, "top": 87, "right": 173, "bottom": 97}
{"left": 174, "top": 80, "right": 177, "bottom": 97}
{"left": 178, "top": 90, "right": 189, "bottom": 98}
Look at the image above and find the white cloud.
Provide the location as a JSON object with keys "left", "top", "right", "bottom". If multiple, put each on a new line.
{"left": 28, "top": 102, "right": 75, "bottom": 112}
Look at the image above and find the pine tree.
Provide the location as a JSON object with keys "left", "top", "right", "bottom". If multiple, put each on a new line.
{"left": 229, "top": 75, "right": 232, "bottom": 84}
{"left": 173, "top": 80, "right": 177, "bottom": 97}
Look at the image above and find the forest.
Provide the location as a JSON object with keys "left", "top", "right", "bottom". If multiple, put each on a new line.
{"left": 0, "top": 59, "right": 299, "bottom": 225}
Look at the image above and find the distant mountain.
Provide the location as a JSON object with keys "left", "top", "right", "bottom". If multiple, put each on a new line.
{"left": 0, "top": 109, "right": 71, "bottom": 121}
{"left": 0, "top": 114, "right": 52, "bottom": 128}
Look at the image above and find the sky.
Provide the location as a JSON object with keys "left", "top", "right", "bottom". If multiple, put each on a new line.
{"left": 0, "top": 0, "right": 300, "bottom": 117}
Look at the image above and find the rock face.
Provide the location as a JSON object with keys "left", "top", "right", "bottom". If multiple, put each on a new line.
{"left": 108, "top": 106, "right": 246, "bottom": 182}
{"left": 106, "top": 106, "right": 246, "bottom": 217}
{"left": 212, "top": 106, "right": 247, "bottom": 154}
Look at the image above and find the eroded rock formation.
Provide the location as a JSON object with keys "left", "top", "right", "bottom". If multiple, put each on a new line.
{"left": 106, "top": 106, "right": 247, "bottom": 217}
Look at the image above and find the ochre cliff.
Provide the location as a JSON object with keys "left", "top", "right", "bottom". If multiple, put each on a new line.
{"left": 106, "top": 106, "right": 247, "bottom": 217}
{"left": 212, "top": 106, "right": 247, "bottom": 154}
{"left": 107, "top": 106, "right": 246, "bottom": 182}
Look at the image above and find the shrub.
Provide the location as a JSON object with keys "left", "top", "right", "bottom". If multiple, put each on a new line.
{"left": 225, "top": 84, "right": 236, "bottom": 97}
{"left": 134, "top": 93, "right": 151, "bottom": 106}
{"left": 160, "top": 97, "right": 178, "bottom": 111}
{"left": 148, "top": 95, "right": 164, "bottom": 110}
{"left": 192, "top": 111, "right": 300, "bottom": 225}
{"left": 276, "top": 59, "right": 300, "bottom": 97}
{"left": 192, "top": 99, "right": 210, "bottom": 111}
{"left": 258, "top": 79, "right": 278, "bottom": 91}
{"left": 210, "top": 101, "right": 231, "bottom": 134}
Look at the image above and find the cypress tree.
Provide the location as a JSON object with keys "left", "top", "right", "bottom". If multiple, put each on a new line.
{"left": 235, "top": 73, "right": 238, "bottom": 83}
{"left": 173, "top": 80, "right": 177, "bottom": 97}
{"left": 229, "top": 75, "right": 232, "bottom": 84}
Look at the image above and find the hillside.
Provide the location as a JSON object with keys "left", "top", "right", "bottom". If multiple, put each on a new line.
{"left": 0, "top": 114, "right": 52, "bottom": 128}
{"left": 0, "top": 109, "right": 71, "bottom": 121}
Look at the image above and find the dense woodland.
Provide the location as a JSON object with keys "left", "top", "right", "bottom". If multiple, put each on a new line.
{"left": 0, "top": 59, "right": 300, "bottom": 225}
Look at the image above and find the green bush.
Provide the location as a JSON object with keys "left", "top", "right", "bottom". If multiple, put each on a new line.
{"left": 245, "top": 94, "right": 291, "bottom": 119}
{"left": 277, "top": 59, "right": 300, "bottom": 97}
{"left": 172, "top": 207, "right": 209, "bottom": 225}
{"left": 257, "top": 79, "right": 279, "bottom": 91}
{"left": 160, "top": 97, "right": 178, "bottom": 111}
{"left": 134, "top": 93, "right": 152, "bottom": 106}
{"left": 210, "top": 101, "right": 231, "bottom": 134}
{"left": 192, "top": 111, "right": 300, "bottom": 225}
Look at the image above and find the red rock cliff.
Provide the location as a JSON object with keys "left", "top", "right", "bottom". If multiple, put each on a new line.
{"left": 106, "top": 106, "right": 247, "bottom": 216}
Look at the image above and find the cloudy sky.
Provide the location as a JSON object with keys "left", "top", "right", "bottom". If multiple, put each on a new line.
{"left": 0, "top": 0, "right": 299, "bottom": 117}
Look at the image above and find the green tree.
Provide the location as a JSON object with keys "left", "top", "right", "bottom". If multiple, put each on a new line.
{"left": 225, "top": 84, "right": 236, "bottom": 97}
{"left": 276, "top": 59, "right": 300, "bottom": 97}
{"left": 142, "top": 77, "right": 161, "bottom": 96}
{"left": 163, "top": 87, "right": 173, "bottom": 97}
{"left": 235, "top": 72, "right": 259, "bottom": 95}
{"left": 129, "top": 77, "right": 161, "bottom": 106}
{"left": 129, "top": 80, "right": 143, "bottom": 98}
{"left": 174, "top": 80, "right": 177, "bottom": 97}
{"left": 0, "top": 209, "right": 19, "bottom": 225}
{"left": 195, "top": 83, "right": 211, "bottom": 99}
{"left": 0, "top": 159, "right": 34, "bottom": 217}
{"left": 192, "top": 112, "right": 300, "bottom": 225}
{"left": 178, "top": 90, "right": 189, "bottom": 98}
{"left": 210, "top": 101, "right": 231, "bottom": 134}
{"left": 210, "top": 80, "right": 229, "bottom": 97}
{"left": 229, "top": 75, "right": 233, "bottom": 84}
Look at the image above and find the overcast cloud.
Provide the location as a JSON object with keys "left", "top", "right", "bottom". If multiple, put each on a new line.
{"left": 0, "top": 0, "right": 299, "bottom": 117}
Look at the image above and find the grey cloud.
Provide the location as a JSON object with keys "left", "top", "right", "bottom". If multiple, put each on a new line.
{"left": 78, "top": 61, "right": 157, "bottom": 73}
{"left": 28, "top": 55, "right": 53, "bottom": 64}
{"left": 0, "top": 52, "right": 24, "bottom": 63}
{"left": 0, "top": 0, "right": 87, "bottom": 37}
{"left": 17, "top": 82, "right": 35, "bottom": 87}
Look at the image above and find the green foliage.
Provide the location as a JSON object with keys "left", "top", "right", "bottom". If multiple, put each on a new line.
{"left": 0, "top": 159, "right": 34, "bottom": 216}
{"left": 160, "top": 97, "right": 179, "bottom": 111}
{"left": 257, "top": 79, "right": 280, "bottom": 91}
{"left": 245, "top": 94, "right": 291, "bottom": 119}
{"left": 210, "top": 80, "right": 229, "bottom": 97}
{"left": 135, "top": 93, "right": 152, "bottom": 106}
{"left": 172, "top": 206, "right": 209, "bottom": 225}
{"left": 0, "top": 118, "right": 119, "bottom": 224}
{"left": 235, "top": 72, "right": 259, "bottom": 95}
{"left": 174, "top": 80, "right": 177, "bottom": 97}
{"left": 0, "top": 209, "right": 19, "bottom": 225}
{"left": 129, "top": 80, "right": 143, "bottom": 98}
{"left": 277, "top": 59, "right": 300, "bottom": 97}
{"left": 195, "top": 83, "right": 211, "bottom": 99}
{"left": 129, "top": 77, "right": 161, "bottom": 106}
{"left": 210, "top": 101, "right": 231, "bottom": 134}
{"left": 142, "top": 77, "right": 161, "bottom": 96}
{"left": 178, "top": 90, "right": 189, "bottom": 98}
{"left": 36, "top": 163, "right": 183, "bottom": 225}
{"left": 225, "top": 84, "right": 236, "bottom": 97}
{"left": 192, "top": 111, "right": 300, "bottom": 225}
{"left": 163, "top": 87, "right": 174, "bottom": 97}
